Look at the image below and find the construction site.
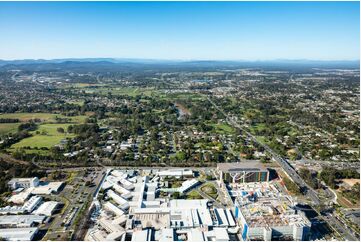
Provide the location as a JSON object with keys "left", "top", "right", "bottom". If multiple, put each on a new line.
{"left": 230, "top": 182, "right": 311, "bottom": 241}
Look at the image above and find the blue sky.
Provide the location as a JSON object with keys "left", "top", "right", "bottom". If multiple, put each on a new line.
{"left": 0, "top": 1, "right": 359, "bottom": 60}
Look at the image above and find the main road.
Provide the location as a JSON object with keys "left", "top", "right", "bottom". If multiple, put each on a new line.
{"left": 206, "top": 95, "right": 321, "bottom": 205}
{"left": 206, "top": 94, "right": 360, "bottom": 241}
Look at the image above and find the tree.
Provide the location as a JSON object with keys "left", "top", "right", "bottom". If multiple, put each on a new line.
{"left": 171, "top": 192, "right": 181, "bottom": 199}
{"left": 57, "top": 127, "right": 65, "bottom": 133}
{"left": 283, "top": 177, "right": 301, "bottom": 195}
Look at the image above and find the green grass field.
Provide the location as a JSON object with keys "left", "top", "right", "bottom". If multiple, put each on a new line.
{"left": 200, "top": 183, "right": 218, "bottom": 199}
{"left": 162, "top": 92, "right": 205, "bottom": 101}
{"left": 68, "top": 85, "right": 159, "bottom": 97}
{"left": 9, "top": 123, "right": 75, "bottom": 154}
{"left": 187, "top": 190, "right": 203, "bottom": 199}
{"left": 0, "top": 123, "right": 20, "bottom": 135}
{"left": 0, "top": 113, "right": 88, "bottom": 123}
{"left": 209, "top": 122, "right": 235, "bottom": 134}
{"left": 249, "top": 123, "right": 267, "bottom": 133}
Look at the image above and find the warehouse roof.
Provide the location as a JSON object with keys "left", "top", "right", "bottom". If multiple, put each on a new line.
{"left": 33, "top": 201, "right": 59, "bottom": 216}
{"left": 0, "top": 227, "right": 38, "bottom": 241}
{"left": 0, "top": 215, "right": 46, "bottom": 227}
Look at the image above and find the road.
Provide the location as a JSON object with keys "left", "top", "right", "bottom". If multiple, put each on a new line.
{"left": 206, "top": 96, "right": 321, "bottom": 205}
{"left": 324, "top": 213, "right": 359, "bottom": 241}
{"left": 195, "top": 185, "right": 226, "bottom": 209}
{"left": 296, "top": 158, "right": 360, "bottom": 171}
{"left": 206, "top": 95, "right": 359, "bottom": 241}
{"left": 43, "top": 169, "right": 104, "bottom": 240}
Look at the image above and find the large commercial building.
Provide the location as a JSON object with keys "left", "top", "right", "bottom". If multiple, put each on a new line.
{"left": 0, "top": 227, "right": 39, "bottom": 241}
{"left": 32, "top": 201, "right": 59, "bottom": 216}
{"left": 8, "top": 177, "right": 39, "bottom": 190}
{"left": 232, "top": 182, "right": 311, "bottom": 241}
{"left": 0, "top": 215, "right": 46, "bottom": 228}
{"left": 0, "top": 195, "right": 43, "bottom": 215}
{"left": 87, "top": 169, "right": 237, "bottom": 241}
{"left": 217, "top": 161, "right": 269, "bottom": 184}
{"left": 156, "top": 169, "right": 194, "bottom": 179}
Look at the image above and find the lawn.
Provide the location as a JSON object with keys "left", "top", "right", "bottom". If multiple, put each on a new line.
{"left": 72, "top": 86, "right": 159, "bottom": 97}
{"left": 9, "top": 123, "right": 75, "bottom": 153}
{"left": 200, "top": 183, "right": 218, "bottom": 199}
{"left": 163, "top": 92, "right": 205, "bottom": 101}
{"left": 0, "top": 123, "right": 20, "bottom": 135}
{"left": 255, "top": 136, "right": 268, "bottom": 144}
{"left": 209, "top": 122, "right": 235, "bottom": 134}
{"left": 249, "top": 123, "right": 267, "bottom": 134}
{"left": 0, "top": 113, "right": 88, "bottom": 123}
{"left": 187, "top": 190, "right": 203, "bottom": 200}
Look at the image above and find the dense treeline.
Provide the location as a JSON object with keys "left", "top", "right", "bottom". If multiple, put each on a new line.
{"left": 319, "top": 167, "right": 360, "bottom": 189}
{"left": 0, "top": 159, "right": 45, "bottom": 205}
{"left": 18, "top": 122, "right": 38, "bottom": 132}
{"left": 299, "top": 168, "right": 322, "bottom": 190}
{"left": 0, "top": 131, "right": 32, "bottom": 149}
{"left": 0, "top": 118, "right": 19, "bottom": 123}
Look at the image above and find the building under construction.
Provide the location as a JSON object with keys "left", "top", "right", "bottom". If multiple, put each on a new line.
{"left": 231, "top": 182, "right": 311, "bottom": 241}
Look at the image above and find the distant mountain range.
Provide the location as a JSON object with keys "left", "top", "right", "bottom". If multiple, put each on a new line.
{"left": 0, "top": 58, "right": 359, "bottom": 71}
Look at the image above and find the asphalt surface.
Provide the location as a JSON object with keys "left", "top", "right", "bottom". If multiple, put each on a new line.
{"left": 207, "top": 96, "right": 321, "bottom": 205}
{"left": 207, "top": 95, "right": 360, "bottom": 241}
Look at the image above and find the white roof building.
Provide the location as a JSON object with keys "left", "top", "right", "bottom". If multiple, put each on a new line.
{"left": 169, "top": 199, "right": 208, "bottom": 209}
{"left": 157, "top": 169, "right": 193, "bottom": 178}
{"left": 0, "top": 215, "right": 46, "bottom": 228}
{"left": 188, "top": 228, "right": 205, "bottom": 241}
{"left": 131, "top": 229, "right": 152, "bottom": 241}
{"left": 112, "top": 184, "right": 132, "bottom": 200}
{"left": 204, "top": 227, "right": 230, "bottom": 241}
{"left": 119, "top": 178, "right": 135, "bottom": 191}
{"left": 103, "top": 201, "right": 125, "bottom": 217}
{"left": 98, "top": 218, "right": 124, "bottom": 234}
{"left": 0, "top": 227, "right": 38, "bottom": 241}
{"left": 178, "top": 179, "right": 200, "bottom": 194}
{"left": 31, "top": 182, "right": 63, "bottom": 195}
{"left": 0, "top": 206, "right": 25, "bottom": 215}
{"left": 156, "top": 228, "right": 175, "bottom": 242}
{"left": 106, "top": 231, "right": 125, "bottom": 241}
{"left": 8, "top": 177, "right": 39, "bottom": 190}
{"left": 8, "top": 188, "right": 33, "bottom": 204}
{"left": 22, "top": 196, "right": 42, "bottom": 213}
{"left": 111, "top": 170, "right": 127, "bottom": 179}
{"left": 32, "top": 201, "right": 59, "bottom": 216}
{"left": 107, "top": 190, "right": 129, "bottom": 211}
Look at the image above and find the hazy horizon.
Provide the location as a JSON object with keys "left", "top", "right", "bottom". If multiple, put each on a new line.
{"left": 0, "top": 57, "right": 360, "bottom": 62}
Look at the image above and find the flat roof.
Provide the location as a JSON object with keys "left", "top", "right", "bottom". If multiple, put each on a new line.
{"left": 169, "top": 199, "right": 208, "bottom": 209}
{"left": 0, "top": 227, "right": 38, "bottom": 241}
{"left": 31, "top": 182, "right": 63, "bottom": 195}
{"left": 33, "top": 201, "right": 59, "bottom": 215}
{"left": 0, "top": 215, "right": 46, "bottom": 226}
{"left": 8, "top": 177, "right": 38, "bottom": 183}
{"left": 131, "top": 229, "right": 150, "bottom": 241}
{"left": 217, "top": 161, "right": 268, "bottom": 172}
